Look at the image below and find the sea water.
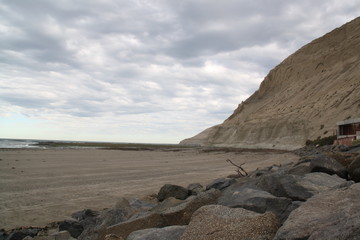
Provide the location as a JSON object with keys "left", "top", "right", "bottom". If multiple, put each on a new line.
{"left": 0, "top": 139, "right": 41, "bottom": 148}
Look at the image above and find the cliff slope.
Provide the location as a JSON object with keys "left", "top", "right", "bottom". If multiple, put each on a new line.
{"left": 181, "top": 17, "right": 360, "bottom": 150}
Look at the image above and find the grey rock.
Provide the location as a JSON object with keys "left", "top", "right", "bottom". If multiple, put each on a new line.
{"left": 78, "top": 206, "right": 132, "bottom": 240}
{"left": 5, "top": 228, "right": 42, "bottom": 240}
{"left": 179, "top": 205, "right": 279, "bottom": 240}
{"left": 187, "top": 183, "right": 204, "bottom": 196}
{"left": 127, "top": 226, "right": 186, "bottom": 240}
{"left": 107, "top": 212, "right": 166, "bottom": 240}
{"left": 71, "top": 209, "right": 99, "bottom": 221}
{"left": 307, "top": 154, "right": 347, "bottom": 178}
{"left": 275, "top": 183, "right": 360, "bottom": 240}
{"left": 107, "top": 189, "right": 221, "bottom": 239}
{"left": 157, "top": 184, "right": 189, "bottom": 202}
{"left": 206, "top": 178, "right": 235, "bottom": 190}
{"left": 59, "top": 220, "right": 84, "bottom": 238}
{"left": 257, "top": 172, "right": 349, "bottom": 201}
{"left": 161, "top": 188, "right": 221, "bottom": 226}
{"left": 0, "top": 231, "right": 7, "bottom": 240}
{"left": 129, "top": 198, "right": 157, "bottom": 210}
{"left": 348, "top": 155, "right": 360, "bottom": 182}
{"left": 218, "top": 184, "right": 292, "bottom": 224}
{"left": 21, "top": 237, "right": 33, "bottom": 240}
{"left": 151, "top": 197, "right": 183, "bottom": 213}
{"left": 49, "top": 230, "right": 76, "bottom": 240}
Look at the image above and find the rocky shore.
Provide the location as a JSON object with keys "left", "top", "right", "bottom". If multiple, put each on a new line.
{"left": 2, "top": 144, "right": 360, "bottom": 240}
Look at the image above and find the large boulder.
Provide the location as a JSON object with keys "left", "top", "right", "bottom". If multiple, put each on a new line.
{"left": 217, "top": 184, "right": 293, "bottom": 223}
{"left": 127, "top": 226, "right": 186, "bottom": 240}
{"left": 107, "top": 213, "right": 166, "bottom": 240}
{"left": 58, "top": 220, "right": 84, "bottom": 238}
{"left": 71, "top": 209, "right": 99, "bottom": 221}
{"left": 106, "top": 189, "right": 221, "bottom": 239}
{"left": 187, "top": 183, "right": 204, "bottom": 196}
{"left": 5, "top": 228, "right": 42, "bottom": 240}
{"left": 275, "top": 183, "right": 360, "bottom": 240}
{"left": 180, "top": 205, "right": 279, "bottom": 240}
{"left": 348, "top": 155, "right": 360, "bottom": 182}
{"left": 78, "top": 200, "right": 133, "bottom": 240}
{"left": 161, "top": 188, "right": 221, "bottom": 226}
{"left": 206, "top": 178, "right": 235, "bottom": 191}
{"left": 257, "top": 172, "right": 350, "bottom": 201}
{"left": 307, "top": 154, "right": 347, "bottom": 179}
{"left": 157, "top": 184, "right": 189, "bottom": 201}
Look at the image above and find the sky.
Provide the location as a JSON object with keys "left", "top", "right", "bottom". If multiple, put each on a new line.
{"left": 0, "top": 1, "right": 360, "bottom": 144}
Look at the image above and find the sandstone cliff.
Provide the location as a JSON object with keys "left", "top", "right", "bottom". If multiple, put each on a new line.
{"left": 181, "top": 17, "right": 360, "bottom": 150}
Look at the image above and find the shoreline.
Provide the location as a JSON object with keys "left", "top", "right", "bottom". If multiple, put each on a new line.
{"left": 0, "top": 148, "right": 299, "bottom": 230}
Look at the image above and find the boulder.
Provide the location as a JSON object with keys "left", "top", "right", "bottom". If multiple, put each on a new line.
{"left": 161, "top": 188, "right": 221, "bottom": 226}
{"left": 307, "top": 154, "right": 347, "bottom": 178}
{"left": 0, "top": 231, "right": 7, "bottom": 240}
{"left": 59, "top": 220, "right": 84, "bottom": 238}
{"left": 78, "top": 205, "right": 133, "bottom": 240}
{"left": 187, "top": 183, "right": 204, "bottom": 196}
{"left": 128, "top": 198, "right": 157, "bottom": 210}
{"left": 5, "top": 228, "right": 42, "bottom": 240}
{"left": 71, "top": 209, "right": 99, "bottom": 221}
{"left": 106, "top": 212, "right": 165, "bottom": 240}
{"left": 106, "top": 189, "right": 221, "bottom": 239}
{"left": 49, "top": 230, "right": 76, "bottom": 240}
{"left": 206, "top": 178, "right": 235, "bottom": 190}
{"left": 275, "top": 183, "right": 360, "bottom": 240}
{"left": 150, "top": 197, "right": 184, "bottom": 213}
{"left": 127, "top": 226, "right": 186, "bottom": 240}
{"left": 348, "top": 155, "right": 360, "bottom": 182}
{"left": 157, "top": 184, "right": 189, "bottom": 201}
{"left": 217, "top": 185, "right": 293, "bottom": 223}
{"left": 104, "top": 234, "right": 124, "bottom": 240}
{"left": 180, "top": 205, "right": 279, "bottom": 240}
{"left": 257, "top": 172, "right": 350, "bottom": 201}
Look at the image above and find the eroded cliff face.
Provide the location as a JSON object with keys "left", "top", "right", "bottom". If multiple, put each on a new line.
{"left": 181, "top": 17, "right": 360, "bottom": 150}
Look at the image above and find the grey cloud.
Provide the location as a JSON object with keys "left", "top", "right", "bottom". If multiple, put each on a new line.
{"left": 0, "top": 0, "right": 359, "bottom": 142}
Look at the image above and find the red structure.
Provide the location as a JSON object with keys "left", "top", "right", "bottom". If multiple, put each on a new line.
{"left": 334, "top": 118, "right": 360, "bottom": 146}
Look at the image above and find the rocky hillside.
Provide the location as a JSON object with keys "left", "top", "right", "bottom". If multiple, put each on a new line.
{"left": 181, "top": 17, "right": 360, "bottom": 150}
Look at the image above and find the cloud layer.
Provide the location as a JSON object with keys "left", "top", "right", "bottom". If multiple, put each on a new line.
{"left": 1, "top": 0, "right": 359, "bottom": 143}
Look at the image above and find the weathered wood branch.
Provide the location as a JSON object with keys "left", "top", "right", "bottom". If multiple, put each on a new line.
{"left": 226, "top": 159, "right": 248, "bottom": 177}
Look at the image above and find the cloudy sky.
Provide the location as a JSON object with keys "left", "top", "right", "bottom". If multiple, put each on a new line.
{"left": 0, "top": 1, "right": 359, "bottom": 143}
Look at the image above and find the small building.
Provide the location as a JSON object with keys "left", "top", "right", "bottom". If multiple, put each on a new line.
{"left": 334, "top": 118, "right": 360, "bottom": 146}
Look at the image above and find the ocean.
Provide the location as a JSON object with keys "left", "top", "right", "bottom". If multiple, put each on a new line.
{"left": 0, "top": 139, "right": 44, "bottom": 148}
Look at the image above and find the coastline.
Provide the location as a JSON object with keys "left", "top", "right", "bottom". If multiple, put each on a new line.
{"left": 0, "top": 148, "right": 299, "bottom": 230}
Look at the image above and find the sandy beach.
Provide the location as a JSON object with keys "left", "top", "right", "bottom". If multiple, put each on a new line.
{"left": 0, "top": 148, "right": 299, "bottom": 230}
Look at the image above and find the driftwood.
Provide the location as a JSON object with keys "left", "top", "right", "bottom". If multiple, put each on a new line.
{"left": 226, "top": 159, "right": 248, "bottom": 177}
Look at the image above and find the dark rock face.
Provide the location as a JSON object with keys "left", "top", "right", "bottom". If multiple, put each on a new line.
{"left": 127, "top": 226, "right": 186, "bottom": 240}
{"left": 157, "top": 184, "right": 189, "bottom": 201}
{"left": 187, "top": 183, "right": 204, "bottom": 196}
{"left": 58, "top": 220, "right": 84, "bottom": 238}
{"left": 71, "top": 209, "right": 99, "bottom": 221}
{"left": 180, "top": 205, "right": 280, "bottom": 240}
{"left": 307, "top": 154, "right": 347, "bottom": 178}
{"left": 78, "top": 203, "right": 133, "bottom": 240}
{"left": 217, "top": 184, "right": 293, "bottom": 223}
{"left": 4, "top": 228, "right": 41, "bottom": 240}
{"left": 107, "top": 189, "right": 221, "bottom": 239}
{"left": 160, "top": 189, "right": 221, "bottom": 226}
{"left": 348, "top": 155, "right": 360, "bottom": 182}
{"left": 205, "top": 178, "right": 236, "bottom": 190}
{"left": 256, "top": 172, "right": 349, "bottom": 201}
{"left": 275, "top": 183, "right": 360, "bottom": 240}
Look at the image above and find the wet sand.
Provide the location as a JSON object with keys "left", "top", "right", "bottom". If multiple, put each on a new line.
{"left": 0, "top": 148, "right": 299, "bottom": 230}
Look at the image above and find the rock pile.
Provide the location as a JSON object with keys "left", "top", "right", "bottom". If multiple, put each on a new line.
{"left": 3, "top": 146, "right": 360, "bottom": 240}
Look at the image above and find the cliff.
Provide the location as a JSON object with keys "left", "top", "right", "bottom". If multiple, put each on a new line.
{"left": 181, "top": 17, "right": 360, "bottom": 150}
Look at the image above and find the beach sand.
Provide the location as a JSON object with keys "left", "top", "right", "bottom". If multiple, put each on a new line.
{"left": 0, "top": 148, "right": 299, "bottom": 230}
